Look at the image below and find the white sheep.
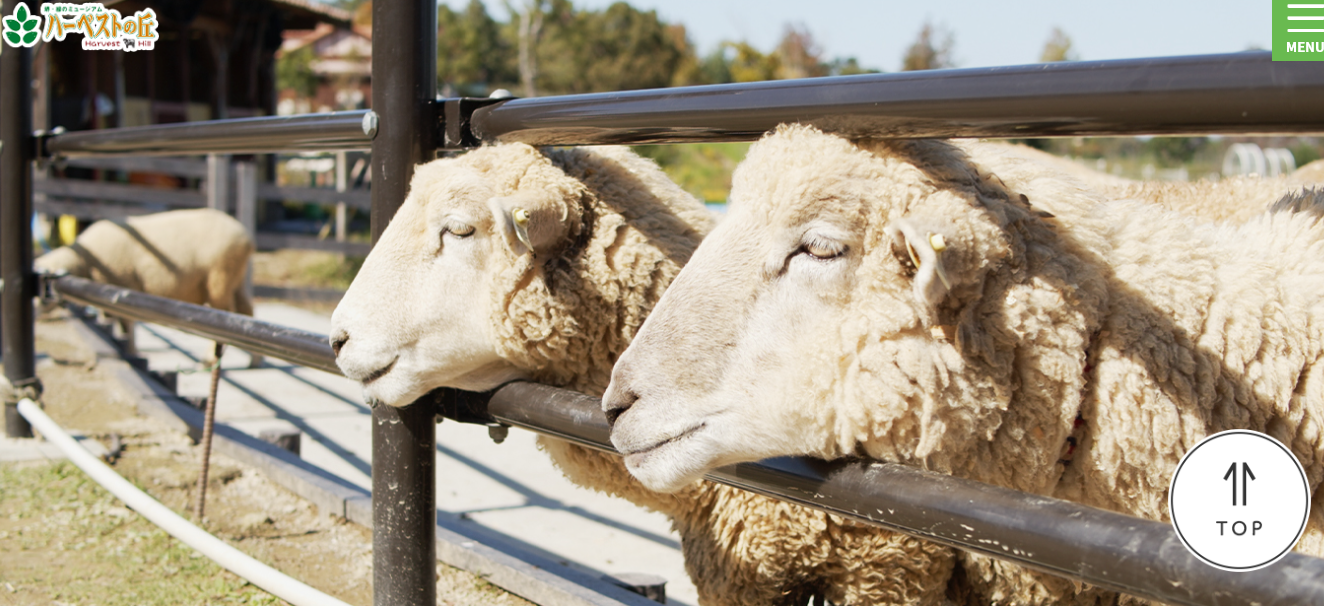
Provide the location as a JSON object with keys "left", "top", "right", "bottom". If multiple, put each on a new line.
{"left": 36, "top": 208, "right": 262, "bottom": 367}
{"left": 984, "top": 141, "right": 1321, "bottom": 224}
{"left": 604, "top": 124, "right": 1324, "bottom": 605}
{"left": 330, "top": 143, "right": 955, "bottom": 606}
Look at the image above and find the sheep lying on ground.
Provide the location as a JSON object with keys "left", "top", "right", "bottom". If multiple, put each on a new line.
{"left": 604, "top": 124, "right": 1324, "bottom": 604}
{"left": 36, "top": 208, "right": 262, "bottom": 367}
{"left": 330, "top": 143, "right": 955, "bottom": 606}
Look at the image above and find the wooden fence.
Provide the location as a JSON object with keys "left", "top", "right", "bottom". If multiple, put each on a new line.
{"left": 35, "top": 153, "right": 370, "bottom": 256}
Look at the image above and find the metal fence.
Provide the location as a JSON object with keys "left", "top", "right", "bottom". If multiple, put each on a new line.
{"left": 6, "top": 0, "right": 1324, "bottom": 603}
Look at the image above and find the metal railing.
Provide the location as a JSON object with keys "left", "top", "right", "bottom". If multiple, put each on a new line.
{"left": 5, "top": 0, "right": 1324, "bottom": 602}
{"left": 41, "top": 274, "right": 1324, "bottom": 606}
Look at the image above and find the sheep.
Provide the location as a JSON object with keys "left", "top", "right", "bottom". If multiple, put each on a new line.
{"left": 603, "top": 124, "right": 1324, "bottom": 605}
{"left": 35, "top": 208, "right": 262, "bottom": 367}
{"left": 983, "top": 141, "right": 1318, "bottom": 224}
{"left": 1288, "top": 158, "right": 1324, "bottom": 185}
{"left": 330, "top": 142, "right": 956, "bottom": 606}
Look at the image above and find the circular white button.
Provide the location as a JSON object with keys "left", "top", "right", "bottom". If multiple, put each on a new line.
{"left": 1169, "top": 429, "right": 1310, "bottom": 571}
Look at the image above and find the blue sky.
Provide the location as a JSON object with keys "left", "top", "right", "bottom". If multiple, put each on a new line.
{"left": 439, "top": 0, "right": 1269, "bottom": 71}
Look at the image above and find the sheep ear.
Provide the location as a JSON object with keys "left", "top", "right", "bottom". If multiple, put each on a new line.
{"left": 488, "top": 191, "right": 572, "bottom": 257}
{"left": 885, "top": 218, "right": 952, "bottom": 310}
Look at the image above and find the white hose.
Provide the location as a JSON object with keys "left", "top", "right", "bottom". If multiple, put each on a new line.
{"left": 17, "top": 399, "right": 355, "bottom": 606}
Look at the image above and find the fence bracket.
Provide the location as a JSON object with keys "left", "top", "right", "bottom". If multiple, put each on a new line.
{"left": 431, "top": 387, "right": 497, "bottom": 425}
{"left": 438, "top": 97, "right": 514, "bottom": 150}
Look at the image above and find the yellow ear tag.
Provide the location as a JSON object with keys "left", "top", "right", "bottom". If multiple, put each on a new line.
{"left": 928, "top": 232, "right": 952, "bottom": 290}
{"left": 511, "top": 207, "right": 534, "bottom": 253}
{"left": 928, "top": 233, "right": 947, "bottom": 253}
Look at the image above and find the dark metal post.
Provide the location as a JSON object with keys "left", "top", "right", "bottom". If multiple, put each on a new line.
{"left": 1, "top": 8, "right": 36, "bottom": 438}
{"left": 369, "top": 0, "right": 437, "bottom": 602}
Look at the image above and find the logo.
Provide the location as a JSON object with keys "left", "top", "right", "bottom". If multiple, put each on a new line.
{"left": 1274, "top": 1, "right": 1324, "bottom": 60}
{"left": 2, "top": 2, "right": 39, "bottom": 47}
{"left": 1, "top": 2, "right": 158, "bottom": 51}
{"left": 1168, "top": 430, "right": 1310, "bottom": 571}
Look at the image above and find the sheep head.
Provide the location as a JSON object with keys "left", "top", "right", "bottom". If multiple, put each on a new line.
{"left": 331, "top": 144, "right": 588, "bottom": 407}
{"left": 604, "top": 125, "right": 1096, "bottom": 493}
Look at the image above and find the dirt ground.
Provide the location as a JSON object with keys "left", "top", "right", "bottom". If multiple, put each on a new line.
{"left": 0, "top": 309, "right": 533, "bottom": 606}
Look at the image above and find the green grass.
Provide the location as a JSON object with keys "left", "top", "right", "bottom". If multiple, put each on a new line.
{"left": 0, "top": 460, "right": 285, "bottom": 605}
{"left": 634, "top": 142, "right": 751, "bottom": 204}
{"left": 300, "top": 254, "right": 365, "bottom": 290}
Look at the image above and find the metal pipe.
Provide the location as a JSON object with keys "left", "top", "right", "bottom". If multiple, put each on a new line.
{"left": 36, "top": 271, "right": 1324, "bottom": 603}
{"left": 42, "top": 111, "right": 373, "bottom": 157}
{"left": 17, "top": 399, "right": 354, "bottom": 606}
{"left": 369, "top": 0, "right": 437, "bottom": 602}
{"left": 2, "top": 18, "right": 36, "bottom": 438}
{"left": 482, "top": 382, "right": 1324, "bottom": 606}
{"left": 49, "top": 276, "right": 339, "bottom": 375}
{"left": 471, "top": 51, "right": 1324, "bottom": 146}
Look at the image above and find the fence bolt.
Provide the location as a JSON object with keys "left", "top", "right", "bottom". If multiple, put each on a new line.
{"left": 362, "top": 111, "right": 379, "bottom": 139}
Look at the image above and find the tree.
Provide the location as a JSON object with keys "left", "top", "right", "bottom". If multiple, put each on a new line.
{"left": 901, "top": 21, "right": 955, "bottom": 71}
{"left": 774, "top": 24, "right": 826, "bottom": 79}
{"left": 666, "top": 24, "right": 704, "bottom": 87}
{"left": 536, "top": 1, "right": 692, "bottom": 94}
{"left": 698, "top": 46, "right": 734, "bottom": 84}
{"left": 437, "top": 0, "right": 517, "bottom": 96}
{"left": 1040, "top": 27, "right": 1077, "bottom": 62}
{"left": 276, "top": 45, "right": 319, "bottom": 100}
{"left": 726, "top": 41, "right": 779, "bottom": 83}
{"left": 504, "top": 0, "right": 550, "bottom": 97}
{"left": 826, "top": 57, "right": 879, "bottom": 76}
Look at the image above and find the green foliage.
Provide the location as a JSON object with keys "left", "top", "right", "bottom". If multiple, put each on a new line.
{"left": 724, "top": 41, "right": 780, "bottom": 83}
{"left": 902, "top": 22, "right": 955, "bottom": 71}
{"left": 1144, "top": 137, "right": 1209, "bottom": 166}
{"left": 536, "top": 1, "right": 689, "bottom": 94}
{"left": 438, "top": 0, "right": 518, "bottom": 95}
{"left": 1040, "top": 27, "right": 1077, "bottom": 62}
{"left": 634, "top": 142, "right": 751, "bottom": 203}
{"left": 827, "top": 57, "right": 879, "bottom": 76}
{"left": 276, "top": 45, "right": 319, "bottom": 100}
{"left": 698, "top": 47, "right": 734, "bottom": 84}
{"left": 1291, "top": 141, "right": 1322, "bottom": 167}
{"left": 428, "top": 1, "right": 881, "bottom": 93}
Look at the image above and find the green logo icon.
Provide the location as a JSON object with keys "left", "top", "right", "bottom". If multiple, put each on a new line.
{"left": 1274, "top": 1, "right": 1324, "bottom": 61}
{"left": 3, "top": 2, "right": 40, "bottom": 47}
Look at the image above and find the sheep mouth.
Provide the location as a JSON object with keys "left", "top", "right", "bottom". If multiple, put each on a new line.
{"left": 361, "top": 357, "right": 398, "bottom": 385}
{"left": 621, "top": 422, "right": 706, "bottom": 465}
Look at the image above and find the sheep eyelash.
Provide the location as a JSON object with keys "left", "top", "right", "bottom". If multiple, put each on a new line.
{"left": 798, "top": 236, "right": 847, "bottom": 261}
{"left": 442, "top": 222, "right": 475, "bottom": 238}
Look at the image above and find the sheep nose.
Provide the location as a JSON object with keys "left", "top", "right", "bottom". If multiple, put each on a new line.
{"left": 602, "top": 389, "right": 636, "bottom": 426}
{"left": 330, "top": 330, "right": 349, "bottom": 357}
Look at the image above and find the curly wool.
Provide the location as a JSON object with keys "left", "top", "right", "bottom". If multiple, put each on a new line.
{"left": 746, "top": 126, "right": 1324, "bottom": 605}
{"left": 461, "top": 143, "right": 956, "bottom": 605}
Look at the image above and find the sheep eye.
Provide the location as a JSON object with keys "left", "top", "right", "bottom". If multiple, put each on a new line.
{"left": 444, "top": 222, "right": 475, "bottom": 238}
{"left": 800, "top": 238, "right": 846, "bottom": 260}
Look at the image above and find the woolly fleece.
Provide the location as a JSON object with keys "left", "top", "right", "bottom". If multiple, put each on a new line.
{"left": 361, "top": 144, "right": 954, "bottom": 605}
{"left": 609, "top": 125, "right": 1324, "bottom": 605}
{"left": 35, "top": 208, "right": 256, "bottom": 315}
